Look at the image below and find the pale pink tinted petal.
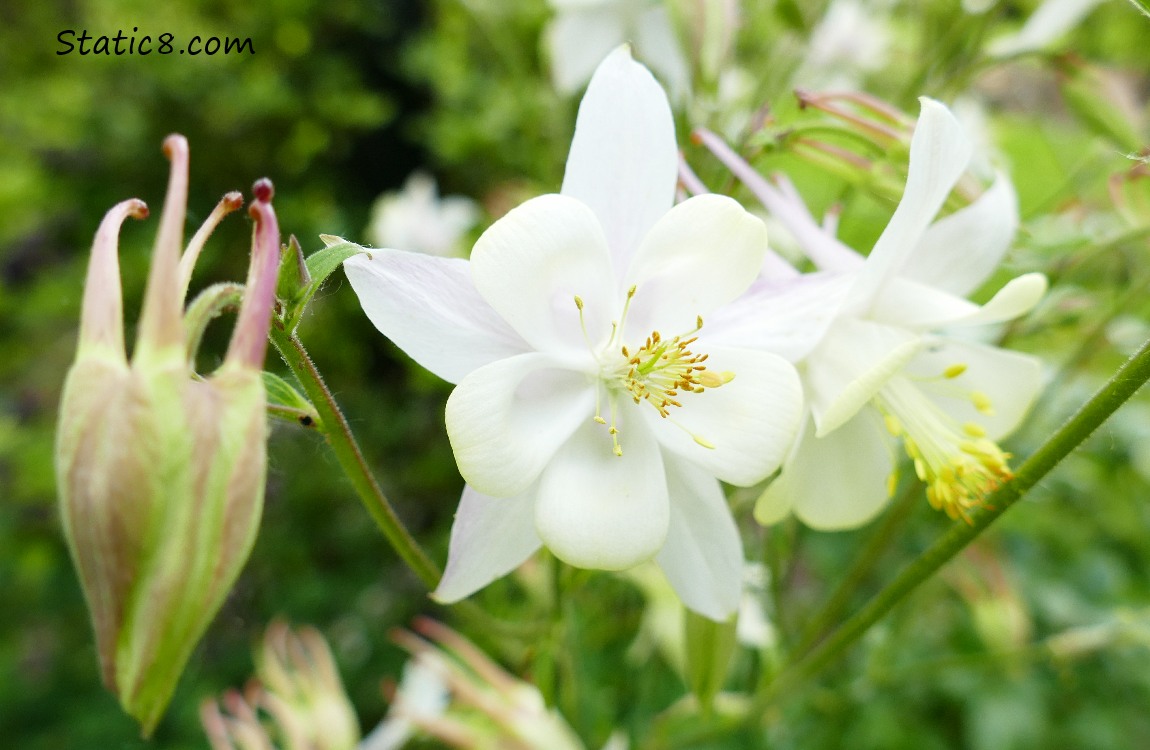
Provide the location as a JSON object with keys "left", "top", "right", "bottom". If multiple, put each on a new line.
{"left": 535, "top": 417, "right": 669, "bottom": 571}
{"left": 692, "top": 128, "right": 862, "bottom": 273}
{"left": 345, "top": 250, "right": 530, "bottom": 384}
{"left": 706, "top": 272, "right": 851, "bottom": 363}
{"left": 849, "top": 99, "right": 973, "bottom": 313}
{"left": 757, "top": 409, "right": 895, "bottom": 530}
{"left": 470, "top": 194, "right": 616, "bottom": 354}
{"left": 446, "top": 352, "right": 596, "bottom": 498}
{"left": 900, "top": 174, "right": 1019, "bottom": 297}
{"left": 432, "top": 485, "right": 542, "bottom": 603}
{"left": 807, "top": 318, "right": 921, "bottom": 436}
{"left": 906, "top": 338, "right": 1044, "bottom": 441}
{"left": 622, "top": 195, "right": 768, "bottom": 337}
{"left": 655, "top": 460, "right": 742, "bottom": 620}
{"left": 561, "top": 46, "right": 677, "bottom": 272}
{"left": 643, "top": 345, "right": 802, "bottom": 486}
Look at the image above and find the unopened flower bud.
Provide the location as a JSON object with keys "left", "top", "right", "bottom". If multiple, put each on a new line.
{"left": 201, "top": 621, "right": 360, "bottom": 750}
{"left": 55, "top": 135, "right": 281, "bottom": 735}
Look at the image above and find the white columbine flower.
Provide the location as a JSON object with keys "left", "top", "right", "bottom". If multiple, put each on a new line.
{"left": 366, "top": 172, "right": 479, "bottom": 258}
{"left": 545, "top": 0, "right": 690, "bottom": 101}
{"left": 697, "top": 98, "right": 1046, "bottom": 529}
{"left": 344, "top": 47, "right": 802, "bottom": 619}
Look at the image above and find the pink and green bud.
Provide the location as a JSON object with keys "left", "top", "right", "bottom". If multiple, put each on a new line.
{"left": 200, "top": 621, "right": 361, "bottom": 750}
{"left": 55, "top": 135, "right": 282, "bottom": 735}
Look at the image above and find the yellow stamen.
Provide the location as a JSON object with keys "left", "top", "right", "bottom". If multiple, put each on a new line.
{"left": 879, "top": 377, "right": 1012, "bottom": 523}
{"left": 943, "top": 363, "right": 968, "bottom": 379}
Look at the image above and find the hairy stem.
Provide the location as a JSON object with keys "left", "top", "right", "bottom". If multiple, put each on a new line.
{"left": 269, "top": 327, "right": 441, "bottom": 588}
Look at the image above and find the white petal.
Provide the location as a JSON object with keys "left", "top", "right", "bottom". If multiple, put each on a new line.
{"left": 849, "top": 98, "right": 973, "bottom": 312}
{"left": 622, "top": 195, "right": 768, "bottom": 337}
{"left": 535, "top": 417, "right": 669, "bottom": 570}
{"left": 545, "top": 10, "right": 627, "bottom": 93}
{"left": 900, "top": 174, "right": 1019, "bottom": 297}
{"left": 643, "top": 345, "right": 803, "bottom": 486}
{"left": 706, "top": 272, "right": 852, "bottom": 363}
{"left": 944, "top": 273, "right": 1048, "bottom": 328}
{"left": 560, "top": 46, "right": 677, "bottom": 272}
{"left": 757, "top": 409, "right": 895, "bottom": 530}
{"left": 873, "top": 273, "right": 1046, "bottom": 332}
{"left": 446, "top": 352, "right": 596, "bottom": 497}
{"left": 470, "top": 194, "right": 617, "bottom": 353}
{"left": 345, "top": 250, "right": 530, "bottom": 384}
{"left": 432, "top": 485, "right": 542, "bottom": 603}
{"left": 870, "top": 278, "right": 980, "bottom": 331}
{"left": 807, "top": 318, "right": 921, "bottom": 436}
{"left": 907, "top": 338, "right": 1044, "bottom": 440}
{"left": 655, "top": 460, "right": 742, "bottom": 620}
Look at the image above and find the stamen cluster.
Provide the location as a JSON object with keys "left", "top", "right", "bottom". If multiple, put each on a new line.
{"left": 620, "top": 319, "right": 712, "bottom": 418}
{"left": 879, "top": 374, "right": 1013, "bottom": 524}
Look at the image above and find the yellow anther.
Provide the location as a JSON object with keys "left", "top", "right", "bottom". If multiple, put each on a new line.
{"left": 962, "top": 422, "right": 986, "bottom": 438}
{"left": 697, "top": 371, "right": 725, "bottom": 388}
{"left": 884, "top": 414, "right": 902, "bottom": 437}
{"left": 594, "top": 416, "right": 606, "bottom": 425}
{"left": 693, "top": 434, "right": 716, "bottom": 449}
{"left": 574, "top": 295, "right": 584, "bottom": 310}
{"left": 943, "top": 363, "right": 967, "bottom": 379}
{"left": 971, "top": 391, "right": 995, "bottom": 416}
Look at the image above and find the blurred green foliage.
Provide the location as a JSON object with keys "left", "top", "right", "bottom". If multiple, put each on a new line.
{"left": 3, "top": 0, "right": 1150, "bottom": 747}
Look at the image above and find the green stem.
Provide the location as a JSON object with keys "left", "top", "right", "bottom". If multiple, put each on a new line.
{"left": 793, "top": 480, "right": 920, "bottom": 656}
{"left": 754, "top": 334, "right": 1150, "bottom": 715}
{"left": 269, "top": 327, "right": 441, "bottom": 589}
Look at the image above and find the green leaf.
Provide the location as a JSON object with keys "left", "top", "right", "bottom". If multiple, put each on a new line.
{"left": 262, "top": 371, "right": 322, "bottom": 430}
{"left": 684, "top": 608, "right": 738, "bottom": 713}
{"left": 279, "top": 235, "right": 367, "bottom": 332}
{"left": 275, "top": 234, "right": 312, "bottom": 311}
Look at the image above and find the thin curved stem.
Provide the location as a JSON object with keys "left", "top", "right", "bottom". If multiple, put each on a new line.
{"left": 270, "top": 327, "right": 441, "bottom": 588}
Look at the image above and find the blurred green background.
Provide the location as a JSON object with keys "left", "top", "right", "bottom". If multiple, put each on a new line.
{"left": 3, "top": 0, "right": 1150, "bottom": 747}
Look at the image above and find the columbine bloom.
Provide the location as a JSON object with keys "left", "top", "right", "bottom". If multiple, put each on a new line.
{"left": 696, "top": 98, "right": 1046, "bottom": 529}
{"left": 345, "top": 47, "right": 801, "bottom": 619}
{"left": 545, "top": 0, "right": 690, "bottom": 101}
{"left": 365, "top": 172, "right": 479, "bottom": 258}
{"left": 55, "top": 136, "right": 280, "bottom": 733}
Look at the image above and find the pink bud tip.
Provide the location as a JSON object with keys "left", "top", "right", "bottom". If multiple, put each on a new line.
{"left": 252, "top": 178, "right": 274, "bottom": 204}
{"left": 162, "top": 134, "right": 189, "bottom": 160}
{"left": 221, "top": 191, "right": 244, "bottom": 212}
{"left": 127, "top": 199, "right": 150, "bottom": 220}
